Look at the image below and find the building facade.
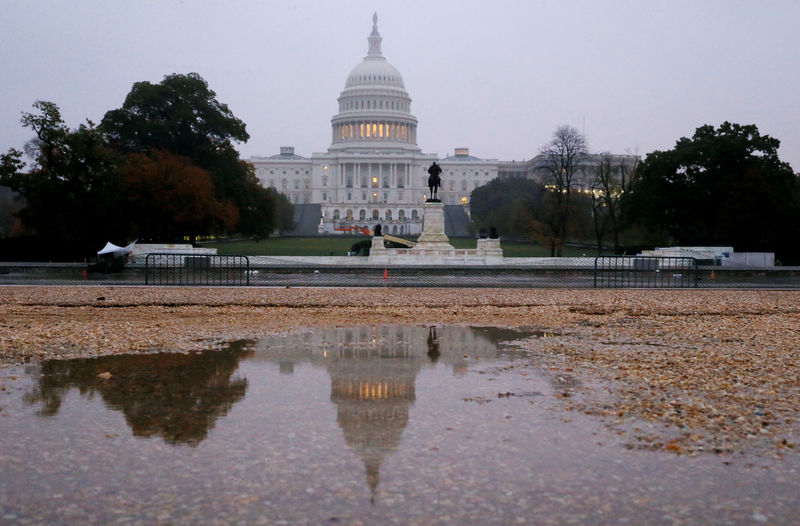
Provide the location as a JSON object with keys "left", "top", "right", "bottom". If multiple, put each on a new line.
{"left": 250, "top": 14, "right": 634, "bottom": 236}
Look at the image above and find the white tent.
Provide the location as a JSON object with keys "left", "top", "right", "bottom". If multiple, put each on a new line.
{"left": 97, "top": 241, "right": 136, "bottom": 257}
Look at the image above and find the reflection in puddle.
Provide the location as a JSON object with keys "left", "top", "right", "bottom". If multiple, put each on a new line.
{"left": 25, "top": 341, "right": 253, "bottom": 446}
{"left": 2, "top": 325, "right": 797, "bottom": 524}
{"left": 248, "top": 325, "right": 538, "bottom": 502}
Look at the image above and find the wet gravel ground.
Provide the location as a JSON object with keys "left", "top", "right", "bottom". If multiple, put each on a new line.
{"left": 1, "top": 320, "right": 799, "bottom": 525}
{"left": 1, "top": 287, "right": 798, "bottom": 442}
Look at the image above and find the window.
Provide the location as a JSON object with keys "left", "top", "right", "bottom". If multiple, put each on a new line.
{"left": 322, "top": 192, "right": 327, "bottom": 201}
{"left": 411, "top": 210, "right": 419, "bottom": 220}
{"left": 282, "top": 179, "right": 288, "bottom": 189}
{"left": 359, "top": 209, "right": 366, "bottom": 220}
{"left": 333, "top": 209, "right": 340, "bottom": 220}
{"left": 346, "top": 209, "right": 353, "bottom": 220}
{"left": 294, "top": 180, "right": 300, "bottom": 189}
{"left": 461, "top": 180, "right": 467, "bottom": 191}
{"left": 385, "top": 210, "right": 392, "bottom": 220}
{"left": 372, "top": 210, "right": 379, "bottom": 220}
{"left": 322, "top": 176, "right": 328, "bottom": 186}
{"left": 398, "top": 210, "right": 405, "bottom": 220}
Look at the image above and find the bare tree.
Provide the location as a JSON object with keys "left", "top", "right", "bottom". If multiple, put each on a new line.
{"left": 538, "top": 125, "right": 588, "bottom": 256}
{"left": 590, "top": 151, "right": 639, "bottom": 253}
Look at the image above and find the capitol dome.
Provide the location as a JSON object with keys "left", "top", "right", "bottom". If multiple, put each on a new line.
{"left": 330, "top": 13, "right": 419, "bottom": 152}
{"left": 345, "top": 59, "right": 405, "bottom": 89}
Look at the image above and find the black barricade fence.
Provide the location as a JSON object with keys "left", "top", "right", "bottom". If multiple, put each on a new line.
{"left": 594, "top": 256, "right": 697, "bottom": 288}
{"left": 145, "top": 254, "right": 250, "bottom": 286}
{"left": 1, "top": 256, "right": 798, "bottom": 288}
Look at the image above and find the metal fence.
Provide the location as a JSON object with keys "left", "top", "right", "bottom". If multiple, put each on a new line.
{"left": 594, "top": 256, "right": 698, "bottom": 288}
{"left": 144, "top": 254, "right": 251, "bottom": 286}
{"left": 1, "top": 256, "right": 797, "bottom": 288}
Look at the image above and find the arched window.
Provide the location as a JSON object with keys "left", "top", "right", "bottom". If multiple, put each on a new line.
{"left": 398, "top": 209, "right": 405, "bottom": 220}
{"left": 411, "top": 210, "right": 419, "bottom": 220}
{"left": 359, "top": 209, "right": 366, "bottom": 220}
{"left": 282, "top": 179, "right": 288, "bottom": 189}
{"left": 372, "top": 209, "right": 379, "bottom": 220}
{"left": 333, "top": 209, "right": 340, "bottom": 220}
{"left": 392, "top": 225, "right": 398, "bottom": 234}
{"left": 385, "top": 210, "right": 392, "bottom": 220}
{"left": 346, "top": 209, "right": 353, "bottom": 220}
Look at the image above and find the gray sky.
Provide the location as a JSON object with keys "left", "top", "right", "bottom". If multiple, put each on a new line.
{"left": 2, "top": 0, "right": 798, "bottom": 169}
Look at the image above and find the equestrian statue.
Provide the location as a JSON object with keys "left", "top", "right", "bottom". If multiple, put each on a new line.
{"left": 427, "top": 162, "right": 442, "bottom": 202}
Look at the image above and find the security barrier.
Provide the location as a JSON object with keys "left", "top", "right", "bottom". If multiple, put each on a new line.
{"left": 593, "top": 256, "right": 697, "bottom": 288}
{"left": 145, "top": 254, "right": 250, "bottom": 286}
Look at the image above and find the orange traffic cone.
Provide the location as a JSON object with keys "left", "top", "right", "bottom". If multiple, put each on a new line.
{"left": 82, "top": 269, "right": 87, "bottom": 279}
{"left": 384, "top": 268, "right": 388, "bottom": 280}
{"left": 710, "top": 270, "right": 715, "bottom": 280}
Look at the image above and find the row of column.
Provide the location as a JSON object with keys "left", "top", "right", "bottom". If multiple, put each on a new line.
{"left": 338, "top": 163, "right": 412, "bottom": 189}
{"left": 332, "top": 121, "right": 417, "bottom": 144}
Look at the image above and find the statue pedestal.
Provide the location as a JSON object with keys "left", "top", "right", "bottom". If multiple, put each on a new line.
{"left": 413, "top": 202, "right": 453, "bottom": 250}
{"left": 369, "top": 236, "right": 388, "bottom": 262}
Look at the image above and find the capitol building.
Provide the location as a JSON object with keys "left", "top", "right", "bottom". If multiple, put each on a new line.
{"left": 250, "top": 14, "right": 633, "bottom": 237}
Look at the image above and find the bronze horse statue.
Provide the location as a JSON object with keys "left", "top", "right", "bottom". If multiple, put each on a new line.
{"left": 427, "top": 162, "right": 442, "bottom": 201}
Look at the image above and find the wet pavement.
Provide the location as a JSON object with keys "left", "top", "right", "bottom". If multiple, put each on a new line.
{"left": 0, "top": 325, "right": 797, "bottom": 525}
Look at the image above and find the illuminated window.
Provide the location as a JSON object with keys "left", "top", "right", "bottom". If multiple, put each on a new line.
{"left": 372, "top": 176, "right": 378, "bottom": 187}
{"left": 461, "top": 197, "right": 468, "bottom": 204}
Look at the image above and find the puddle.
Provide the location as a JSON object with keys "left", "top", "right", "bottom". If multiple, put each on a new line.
{"left": 0, "top": 325, "right": 798, "bottom": 524}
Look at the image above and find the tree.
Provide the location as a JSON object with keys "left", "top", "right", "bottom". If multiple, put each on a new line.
{"left": 120, "top": 150, "right": 238, "bottom": 242}
{"left": 100, "top": 73, "right": 283, "bottom": 237}
{"left": 590, "top": 153, "right": 639, "bottom": 253}
{"left": 538, "top": 125, "right": 588, "bottom": 255}
{"left": 623, "top": 122, "right": 799, "bottom": 260}
{"left": 0, "top": 101, "right": 126, "bottom": 257}
{"left": 100, "top": 73, "right": 248, "bottom": 157}
{"left": 470, "top": 176, "right": 548, "bottom": 239}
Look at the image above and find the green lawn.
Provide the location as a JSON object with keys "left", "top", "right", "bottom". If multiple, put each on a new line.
{"left": 202, "top": 237, "right": 597, "bottom": 257}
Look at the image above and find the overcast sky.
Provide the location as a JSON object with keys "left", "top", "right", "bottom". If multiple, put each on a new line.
{"left": 2, "top": 0, "right": 798, "bottom": 169}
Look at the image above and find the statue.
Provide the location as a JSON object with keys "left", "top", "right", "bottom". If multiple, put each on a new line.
{"left": 427, "top": 162, "right": 442, "bottom": 201}
{"left": 373, "top": 224, "right": 382, "bottom": 237}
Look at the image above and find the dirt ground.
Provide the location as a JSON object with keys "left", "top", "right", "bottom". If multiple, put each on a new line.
{"left": 1, "top": 286, "right": 798, "bottom": 456}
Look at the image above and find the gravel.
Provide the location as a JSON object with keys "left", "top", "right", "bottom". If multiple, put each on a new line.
{"left": 1, "top": 285, "right": 798, "bottom": 456}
